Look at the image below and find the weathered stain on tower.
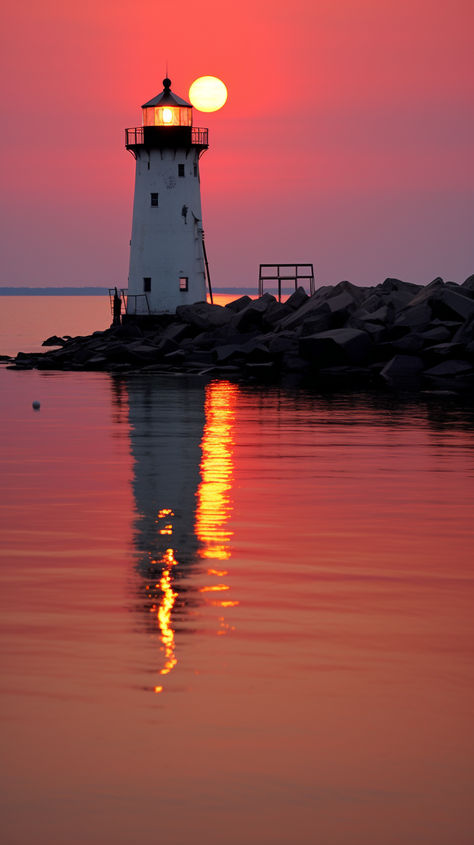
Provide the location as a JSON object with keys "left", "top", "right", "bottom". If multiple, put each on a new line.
{"left": 125, "top": 78, "right": 209, "bottom": 315}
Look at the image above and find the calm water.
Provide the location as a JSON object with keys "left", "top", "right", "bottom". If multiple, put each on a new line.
{"left": 1, "top": 298, "right": 474, "bottom": 844}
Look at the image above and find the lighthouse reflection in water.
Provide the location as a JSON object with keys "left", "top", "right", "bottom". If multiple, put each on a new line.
{"left": 124, "top": 375, "right": 238, "bottom": 693}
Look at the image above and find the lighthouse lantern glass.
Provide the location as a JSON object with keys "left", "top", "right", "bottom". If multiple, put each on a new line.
{"left": 142, "top": 106, "right": 193, "bottom": 128}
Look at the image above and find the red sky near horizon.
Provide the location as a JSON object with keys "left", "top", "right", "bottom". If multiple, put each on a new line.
{"left": 1, "top": 0, "right": 473, "bottom": 288}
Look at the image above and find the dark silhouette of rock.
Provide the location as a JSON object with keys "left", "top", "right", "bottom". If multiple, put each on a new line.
{"left": 42, "top": 335, "right": 66, "bottom": 346}
{"left": 176, "top": 301, "right": 233, "bottom": 329}
{"left": 299, "top": 328, "right": 372, "bottom": 367}
{"left": 231, "top": 292, "right": 276, "bottom": 332}
{"left": 424, "top": 360, "right": 473, "bottom": 378}
{"left": 5, "top": 276, "right": 474, "bottom": 393}
{"left": 381, "top": 355, "right": 424, "bottom": 384}
{"left": 225, "top": 295, "right": 252, "bottom": 313}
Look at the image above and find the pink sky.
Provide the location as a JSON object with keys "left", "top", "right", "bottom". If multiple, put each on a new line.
{"left": 1, "top": 0, "right": 472, "bottom": 288}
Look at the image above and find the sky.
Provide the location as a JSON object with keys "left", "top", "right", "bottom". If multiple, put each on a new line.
{"left": 1, "top": 0, "right": 473, "bottom": 289}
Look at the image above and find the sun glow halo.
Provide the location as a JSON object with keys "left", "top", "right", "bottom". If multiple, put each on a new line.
{"left": 189, "top": 76, "right": 227, "bottom": 113}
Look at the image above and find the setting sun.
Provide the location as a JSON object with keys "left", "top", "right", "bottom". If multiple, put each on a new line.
{"left": 189, "top": 76, "right": 227, "bottom": 112}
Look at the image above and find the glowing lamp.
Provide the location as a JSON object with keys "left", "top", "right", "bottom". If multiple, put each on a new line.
{"left": 141, "top": 78, "right": 193, "bottom": 127}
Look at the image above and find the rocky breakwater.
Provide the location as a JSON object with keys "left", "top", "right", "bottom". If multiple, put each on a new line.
{"left": 5, "top": 275, "right": 474, "bottom": 394}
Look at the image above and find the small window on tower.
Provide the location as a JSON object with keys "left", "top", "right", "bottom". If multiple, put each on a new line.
{"left": 179, "top": 276, "right": 188, "bottom": 292}
{"left": 144, "top": 277, "right": 151, "bottom": 292}
{"left": 193, "top": 164, "right": 198, "bottom": 177}
{"left": 178, "top": 164, "right": 185, "bottom": 178}
{"left": 150, "top": 193, "right": 158, "bottom": 207}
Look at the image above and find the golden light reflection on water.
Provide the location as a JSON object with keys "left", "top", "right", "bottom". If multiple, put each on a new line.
{"left": 152, "top": 515, "right": 179, "bottom": 693}
{"left": 195, "top": 381, "right": 239, "bottom": 632}
{"left": 153, "top": 382, "right": 240, "bottom": 692}
{"left": 195, "top": 381, "right": 237, "bottom": 561}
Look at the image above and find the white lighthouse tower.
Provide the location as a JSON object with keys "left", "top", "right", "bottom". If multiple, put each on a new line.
{"left": 125, "top": 78, "right": 209, "bottom": 316}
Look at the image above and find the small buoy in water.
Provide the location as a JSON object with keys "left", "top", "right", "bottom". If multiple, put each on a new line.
{"left": 32, "top": 400, "right": 41, "bottom": 411}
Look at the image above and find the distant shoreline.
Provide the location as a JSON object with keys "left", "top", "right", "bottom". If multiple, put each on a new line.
{"left": 0, "top": 286, "right": 272, "bottom": 296}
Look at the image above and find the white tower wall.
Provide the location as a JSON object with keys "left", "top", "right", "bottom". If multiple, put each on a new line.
{"left": 127, "top": 146, "right": 207, "bottom": 314}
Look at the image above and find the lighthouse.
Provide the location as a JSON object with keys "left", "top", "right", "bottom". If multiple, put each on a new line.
{"left": 125, "top": 78, "right": 209, "bottom": 316}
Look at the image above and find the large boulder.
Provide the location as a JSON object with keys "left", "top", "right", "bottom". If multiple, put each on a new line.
{"left": 432, "top": 289, "right": 474, "bottom": 322}
{"left": 424, "top": 359, "right": 473, "bottom": 379}
{"left": 394, "top": 303, "right": 432, "bottom": 329}
{"left": 380, "top": 355, "right": 424, "bottom": 385}
{"left": 176, "top": 301, "right": 233, "bottom": 330}
{"left": 277, "top": 296, "right": 331, "bottom": 331}
{"left": 225, "top": 295, "right": 252, "bottom": 313}
{"left": 299, "top": 328, "right": 372, "bottom": 367}
{"left": 42, "top": 335, "right": 66, "bottom": 347}
{"left": 285, "top": 287, "right": 309, "bottom": 310}
{"left": 231, "top": 293, "right": 277, "bottom": 332}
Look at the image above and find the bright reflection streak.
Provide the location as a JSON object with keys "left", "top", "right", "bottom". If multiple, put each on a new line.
{"left": 211, "top": 600, "right": 240, "bottom": 608}
{"left": 157, "top": 548, "right": 178, "bottom": 676}
{"left": 158, "top": 508, "right": 174, "bottom": 518}
{"left": 195, "top": 381, "right": 237, "bottom": 560}
{"left": 199, "top": 584, "right": 230, "bottom": 593}
{"left": 196, "top": 382, "right": 240, "bottom": 633}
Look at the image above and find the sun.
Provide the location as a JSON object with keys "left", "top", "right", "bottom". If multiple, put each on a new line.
{"left": 189, "top": 76, "right": 228, "bottom": 113}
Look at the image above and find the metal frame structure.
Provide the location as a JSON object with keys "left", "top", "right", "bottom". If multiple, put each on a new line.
{"left": 258, "top": 264, "right": 315, "bottom": 301}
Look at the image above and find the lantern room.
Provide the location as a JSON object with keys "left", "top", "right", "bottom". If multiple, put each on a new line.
{"left": 142, "top": 78, "right": 193, "bottom": 127}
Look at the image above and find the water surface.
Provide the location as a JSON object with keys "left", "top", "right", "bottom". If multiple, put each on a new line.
{"left": 1, "top": 300, "right": 474, "bottom": 844}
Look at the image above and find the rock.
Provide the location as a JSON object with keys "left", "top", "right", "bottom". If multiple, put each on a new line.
{"left": 394, "top": 303, "right": 432, "bottom": 329}
{"left": 461, "top": 274, "right": 474, "bottom": 298}
{"left": 390, "top": 333, "right": 424, "bottom": 353}
{"left": 124, "top": 342, "right": 160, "bottom": 363}
{"left": 285, "top": 287, "right": 309, "bottom": 310}
{"left": 299, "top": 328, "right": 372, "bottom": 367}
{"left": 421, "top": 343, "right": 467, "bottom": 367}
{"left": 267, "top": 333, "right": 298, "bottom": 357}
{"left": 326, "top": 290, "right": 358, "bottom": 325}
{"left": 225, "top": 295, "right": 252, "bottom": 313}
{"left": 380, "top": 355, "right": 424, "bottom": 384}
{"left": 452, "top": 314, "right": 474, "bottom": 345}
{"left": 432, "top": 289, "right": 474, "bottom": 322}
{"left": 278, "top": 297, "right": 331, "bottom": 332}
{"left": 184, "top": 349, "right": 214, "bottom": 365}
{"left": 404, "top": 278, "right": 445, "bottom": 309}
{"left": 160, "top": 322, "right": 192, "bottom": 343}
{"left": 42, "top": 335, "right": 66, "bottom": 346}
{"left": 163, "top": 349, "right": 187, "bottom": 363}
{"left": 358, "top": 322, "right": 387, "bottom": 342}
{"left": 86, "top": 355, "right": 107, "bottom": 368}
{"left": 246, "top": 343, "right": 272, "bottom": 364}
{"left": 424, "top": 359, "right": 473, "bottom": 378}
{"left": 331, "top": 280, "right": 369, "bottom": 304}
{"left": 263, "top": 300, "right": 293, "bottom": 326}
{"left": 356, "top": 304, "right": 391, "bottom": 325}
{"left": 213, "top": 344, "right": 248, "bottom": 365}
{"left": 176, "top": 301, "right": 233, "bottom": 330}
{"left": 300, "top": 308, "right": 332, "bottom": 336}
{"left": 231, "top": 293, "right": 277, "bottom": 332}
{"left": 419, "top": 326, "right": 452, "bottom": 344}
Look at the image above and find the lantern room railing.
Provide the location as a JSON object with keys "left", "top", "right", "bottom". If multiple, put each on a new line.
{"left": 125, "top": 127, "right": 208, "bottom": 147}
